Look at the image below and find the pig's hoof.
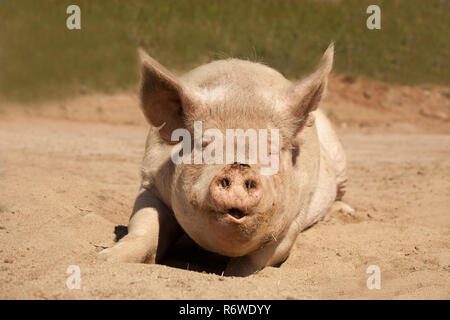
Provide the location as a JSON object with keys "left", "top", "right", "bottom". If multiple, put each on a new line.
{"left": 332, "top": 201, "right": 355, "bottom": 214}
{"left": 96, "top": 242, "right": 152, "bottom": 263}
{"left": 96, "top": 246, "right": 126, "bottom": 262}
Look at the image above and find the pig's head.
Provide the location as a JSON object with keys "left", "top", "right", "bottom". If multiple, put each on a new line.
{"left": 139, "top": 45, "right": 333, "bottom": 257}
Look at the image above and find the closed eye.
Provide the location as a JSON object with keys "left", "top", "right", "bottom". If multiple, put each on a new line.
{"left": 291, "top": 144, "right": 300, "bottom": 165}
{"left": 193, "top": 138, "right": 212, "bottom": 151}
{"left": 202, "top": 135, "right": 215, "bottom": 148}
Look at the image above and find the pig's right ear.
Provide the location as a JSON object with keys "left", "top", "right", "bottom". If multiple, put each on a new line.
{"left": 283, "top": 43, "right": 334, "bottom": 132}
{"left": 138, "top": 49, "right": 195, "bottom": 143}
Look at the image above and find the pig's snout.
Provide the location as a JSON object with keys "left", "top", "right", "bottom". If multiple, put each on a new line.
{"left": 209, "top": 163, "right": 262, "bottom": 218}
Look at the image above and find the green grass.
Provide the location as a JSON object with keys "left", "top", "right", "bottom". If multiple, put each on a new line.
{"left": 0, "top": 0, "right": 448, "bottom": 103}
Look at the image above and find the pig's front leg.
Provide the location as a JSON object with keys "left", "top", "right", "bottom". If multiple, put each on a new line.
{"left": 97, "top": 188, "right": 182, "bottom": 263}
{"left": 224, "top": 221, "right": 301, "bottom": 277}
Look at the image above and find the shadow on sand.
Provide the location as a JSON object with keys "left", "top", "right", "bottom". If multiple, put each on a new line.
{"left": 114, "top": 225, "right": 230, "bottom": 275}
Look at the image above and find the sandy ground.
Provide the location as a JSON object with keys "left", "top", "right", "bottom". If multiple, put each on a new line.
{"left": 0, "top": 76, "right": 449, "bottom": 299}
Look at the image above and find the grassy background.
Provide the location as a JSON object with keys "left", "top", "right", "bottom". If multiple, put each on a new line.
{"left": 0, "top": 0, "right": 448, "bottom": 103}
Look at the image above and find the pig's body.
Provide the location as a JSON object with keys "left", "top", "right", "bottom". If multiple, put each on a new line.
{"left": 98, "top": 45, "right": 352, "bottom": 276}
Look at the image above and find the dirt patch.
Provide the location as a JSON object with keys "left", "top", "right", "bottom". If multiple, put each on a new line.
{"left": 0, "top": 77, "right": 449, "bottom": 299}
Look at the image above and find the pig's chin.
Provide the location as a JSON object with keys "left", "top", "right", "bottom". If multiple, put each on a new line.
{"left": 191, "top": 209, "right": 268, "bottom": 257}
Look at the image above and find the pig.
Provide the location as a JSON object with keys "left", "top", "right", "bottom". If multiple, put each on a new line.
{"left": 97, "top": 43, "right": 353, "bottom": 276}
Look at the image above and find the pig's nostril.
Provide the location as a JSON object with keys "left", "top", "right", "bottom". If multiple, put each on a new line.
{"left": 244, "top": 179, "right": 257, "bottom": 190}
{"left": 220, "top": 177, "right": 231, "bottom": 188}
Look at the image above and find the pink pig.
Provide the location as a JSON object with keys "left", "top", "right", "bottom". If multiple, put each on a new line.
{"left": 98, "top": 44, "right": 352, "bottom": 276}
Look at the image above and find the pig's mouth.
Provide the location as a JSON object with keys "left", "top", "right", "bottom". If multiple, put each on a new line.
{"left": 226, "top": 208, "right": 246, "bottom": 220}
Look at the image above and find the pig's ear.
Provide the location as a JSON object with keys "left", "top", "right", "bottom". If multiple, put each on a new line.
{"left": 138, "top": 49, "right": 195, "bottom": 143}
{"left": 284, "top": 43, "right": 333, "bottom": 128}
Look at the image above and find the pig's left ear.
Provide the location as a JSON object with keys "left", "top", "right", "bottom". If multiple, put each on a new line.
{"left": 284, "top": 43, "right": 333, "bottom": 128}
